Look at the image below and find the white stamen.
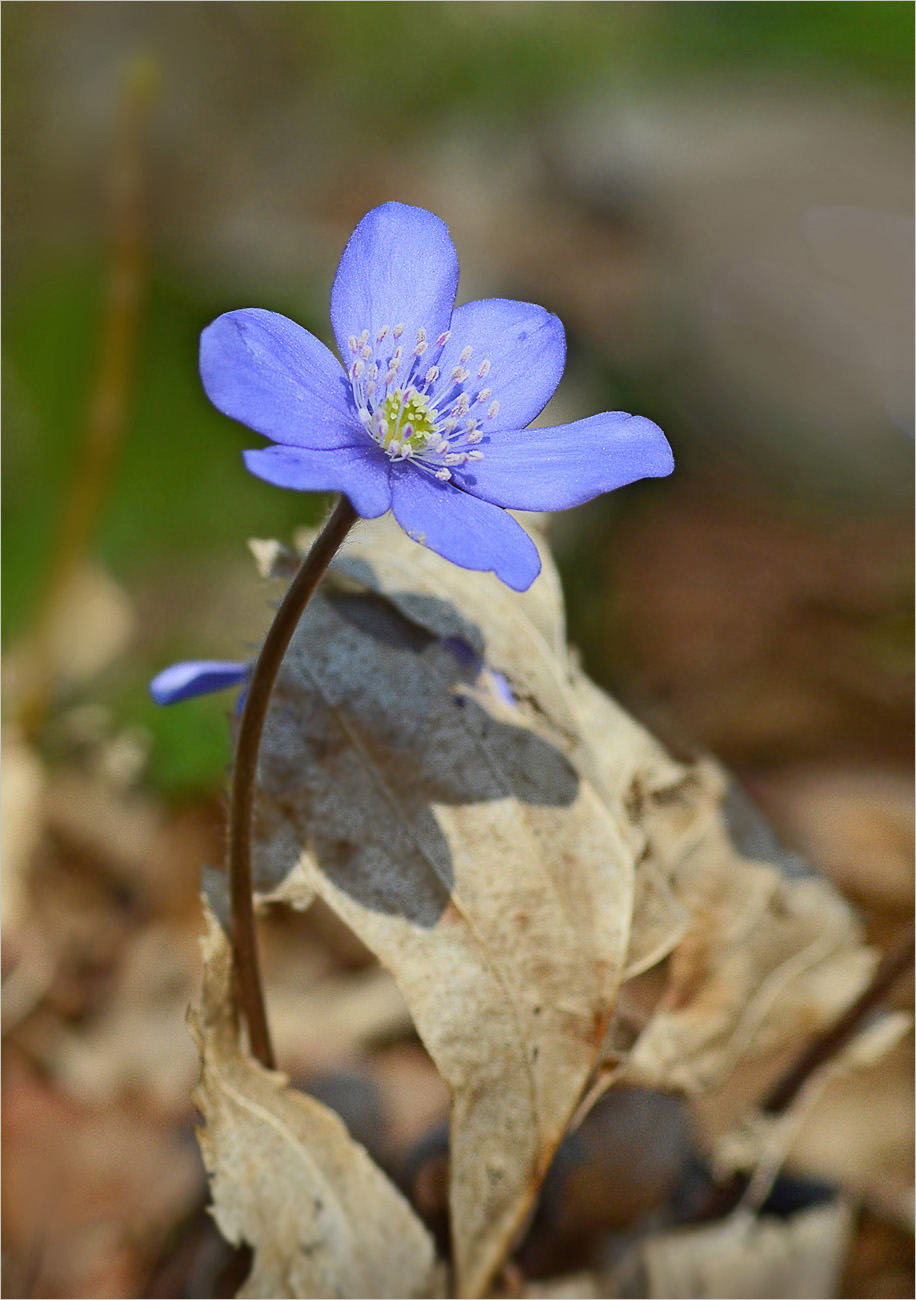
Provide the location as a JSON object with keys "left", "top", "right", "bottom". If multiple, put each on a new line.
{"left": 445, "top": 453, "right": 464, "bottom": 465}
{"left": 435, "top": 467, "right": 451, "bottom": 480}
{"left": 436, "top": 330, "right": 451, "bottom": 347}
{"left": 368, "top": 363, "right": 379, "bottom": 380}
{"left": 465, "top": 418, "right": 476, "bottom": 432}
{"left": 467, "top": 429, "right": 483, "bottom": 444}
{"left": 357, "top": 329, "right": 369, "bottom": 346}
{"left": 348, "top": 335, "right": 358, "bottom": 354}
{"left": 377, "top": 325, "right": 389, "bottom": 343}
{"left": 460, "top": 345, "right": 473, "bottom": 364}
{"left": 358, "top": 406, "right": 371, "bottom": 425}
{"left": 398, "top": 442, "right": 413, "bottom": 458}
{"left": 366, "top": 380, "right": 376, "bottom": 398}
{"left": 416, "top": 327, "right": 427, "bottom": 344}
{"left": 451, "top": 366, "right": 469, "bottom": 383}
{"left": 360, "top": 344, "right": 372, "bottom": 360}
{"left": 424, "top": 366, "right": 439, "bottom": 385}
{"left": 442, "top": 418, "right": 457, "bottom": 433}
{"left": 413, "top": 340, "right": 427, "bottom": 356}
{"left": 352, "top": 359, "right": 364, "bottom": 379}
{"left": 467, "top": 449, "right": 483, "bottom": 461}
{"left": 476, "top": 388, "right": 491, "bottom": 404}
{"left": 455, "top": 393, "right": 471, "bottom": 416}
{"left": 378, "top": 418, "right": 389, "bottom": 437}
{"left": 487, "top": 400, "right": 500, "bottom": 419}
{"left": 393, "top": 323, "right": 405, "bottom": 337}
{"left": 477, "top": 360, "right": 490, "bottom": 379}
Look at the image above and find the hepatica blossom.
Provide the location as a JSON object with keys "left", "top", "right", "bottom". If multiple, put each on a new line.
{"left": 199, "top": 202, "right": 673, "bottom": 593}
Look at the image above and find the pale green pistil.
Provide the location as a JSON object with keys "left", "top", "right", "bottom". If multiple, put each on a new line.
{"left": 380, "top": 387, "right": 437, "bottom": 451}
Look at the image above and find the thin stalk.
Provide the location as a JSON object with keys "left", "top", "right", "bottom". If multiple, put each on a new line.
{"left": 229, "top": 496, "right": 358, "bottom": 1068}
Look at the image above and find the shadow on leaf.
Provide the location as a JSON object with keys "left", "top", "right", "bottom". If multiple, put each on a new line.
{"left": 254, "top": 586, "right": 579, "bottom": 929}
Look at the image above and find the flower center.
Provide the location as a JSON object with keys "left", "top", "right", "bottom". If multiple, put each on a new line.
{"left": 380, "top": 387, "right": 436, "bottom": 451}
{"left": 346, "top": 324, "right": 497, "bottom": 481}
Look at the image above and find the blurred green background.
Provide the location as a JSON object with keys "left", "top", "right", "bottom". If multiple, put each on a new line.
{"left": 3, "top": 1, "right": 913, "bottom": 795}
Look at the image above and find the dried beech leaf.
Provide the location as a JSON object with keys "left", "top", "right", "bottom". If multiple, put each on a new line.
{"left": 247, "top": 516, "right": 876, "bottom": 1292}
{"left": 783, "top": 1025, "right": 914, "bottom": 1226}
{"left": 561, "top": 657, "right": 880, "bottom": 1095}
{"left": 0, "top": 734, "right": 44, "bottom": 934}
{"left": 560, "top": 666, "right": 693, "bottom": 978}
{"left": 191, "top": 904, "right": 438, "bottom": 1300}
{"left": 521, "top": 1274, "right": 606, "bottom": 1298}
{"left": 249, "top": 537, "right": 298, "bottom": 582}
{"left": 712, "top": 1012, "right": 912, "bottom": 1213}
{"left": 44, "top": 561, "right": 134, "bottom": 683}
{"left": 565, "top": 662, "right": 876, "bottom": 1092}
{"left": 50, "top": 923, "right": 200, "bottom": 1111}
{"left": 615, "top": 757, "right": 873, "bottom": 1093}
{"left": 253, "top": 521, "right": 636, "bottom": 1298}
{"left": 638, "top": 1200, "right": 853, "bottom": 1300}
{"left": 330, "top": 516, "right": 682, "bottom": 982}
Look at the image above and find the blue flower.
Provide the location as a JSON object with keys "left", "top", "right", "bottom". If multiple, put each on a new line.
{"left": 200, "top": 202, "right": 673, "bottom": 591}
{"left": 149, "top": 659, "right": 250, "bottom": 705}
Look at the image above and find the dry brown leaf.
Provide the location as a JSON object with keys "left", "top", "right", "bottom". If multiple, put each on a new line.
{"left": 241, "top": 514, "right": 881, "bottom": 1294}
{"left": 2, "top": 1047, "right": 200, "bottom": 1300}
{"left": 0, "top": 731, "right": 45, "bottom": 935}
{"left": 783, "top": 1031, "right": 914, "bottom": 1228}
{"left": 8, "top": 562, "right": 135, "bottom": 699}
{"left": 266, "top": 965, "right": 414, "bottom": 1074}
{"left": 48, "top": 923, "right": 201, "bottom": 1112}
{"left": 191, "top": 904, "right": 439, "bottom": 1300}
{"left": 748, "top": 765, "right": 915, "bottom": 913}
{"left": 612, "top": 756, "right": 874, "bottom": 1094}
{"left": 303, "top": 516, "right": 686, "bottom": 985}
{"left": 637, "top": 1201, "right": 853, "bottom": 1300}
{"left": 564, "top": 666, "right": 876, "bottom": 1094}
{"left": 521, "top": 1273, "right": 607, "bottom": 1298}
{"left": 252, "top": 518, "right": 636, "bottom": 1298}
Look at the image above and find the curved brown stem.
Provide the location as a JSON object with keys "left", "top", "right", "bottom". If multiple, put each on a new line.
{"left": 228, "top": 496, "right": 358, "bottom": 1068}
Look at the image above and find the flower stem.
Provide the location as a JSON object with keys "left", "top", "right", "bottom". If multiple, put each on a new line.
{"left": 228, "top": 495, "right": 358, "bottom": 1068}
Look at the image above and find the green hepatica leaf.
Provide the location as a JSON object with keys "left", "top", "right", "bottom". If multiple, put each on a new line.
{"left": 250, "top": 517, "right": 637, "bottom": 1299}
{"left": 192, "top": 905, "right": 439, "bottom": 1300}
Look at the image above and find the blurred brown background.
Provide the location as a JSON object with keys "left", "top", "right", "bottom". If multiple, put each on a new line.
{"left": 2, "top": 4, "right": 912, "bottom": 1296}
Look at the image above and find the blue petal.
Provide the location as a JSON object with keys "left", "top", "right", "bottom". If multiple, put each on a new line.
{"left": 150, "top": 660, "right": 249, "bottom": 705}
{"left": 200, "top": 309, "right": 361, "bottom": 450}
{"left": 243, "top": 444, "right": 392, "bottom": 518}
{"left": 390, "top": 467, "right": 541, "bottom": 591}
{"left": 330, "top": 203, "right": 459, "bottom": 365}
{"left": 454, "top": 412, "right": 674, "bottom": 511}
{"left": 434, "top": 299, "right": 566, "bottom": 432}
